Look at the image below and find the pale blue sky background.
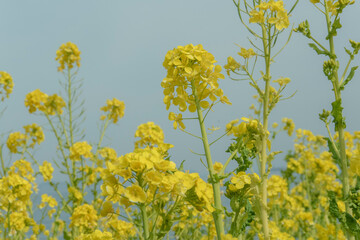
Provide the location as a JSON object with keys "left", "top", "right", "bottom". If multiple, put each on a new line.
{"left": 1, "top": 1, "right": 360, "bottom": 180}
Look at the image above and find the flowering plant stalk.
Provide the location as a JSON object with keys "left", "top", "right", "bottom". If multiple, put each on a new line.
{"left": 295, "top": 0, "right": 360, "bottom": 238}
{"left": 225, "top": 0, "right": 298, "bottom": 238}
{"left": 162, "top": 43, "right": 232, "bottom": 239}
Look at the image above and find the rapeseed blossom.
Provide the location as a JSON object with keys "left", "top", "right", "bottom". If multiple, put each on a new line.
{"left": 249, "top": 1, "right": 290, "bottom": 30}
{"left": 162, "top": 44, "right": 231, "bottom": 122}
{"left": 69, "top": 204, "right": 98, "bottom": 230}
{"left": 55, "top": 42, "right": 81, "bottom": 72}
{"left": 39, "top": 161, "right": 54, "bottom": 182}
{"left": 69, "top": 141, "right": 93, "bottom": 161}
{"left": 100, "top": 98, "right": 125, "bottom": 123}
{"left": 0, "top": 71, "right": 14, "bottom": 101}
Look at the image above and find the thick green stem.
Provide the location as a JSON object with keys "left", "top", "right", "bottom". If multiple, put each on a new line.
{"left": 259, "top": 23, "right": 271, "bottom": 240}
{"left": 140, "top": 204, "right": 150, "bottom": 240}
{"left": 191, "top": 80, "right": 224, "bottom": 240}
{"left": 324, "top": 3, "right": 353, "bottom": 239}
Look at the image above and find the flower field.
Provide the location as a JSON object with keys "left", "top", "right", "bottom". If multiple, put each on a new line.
{"left": 1, "top": 1, "right": 360, "bottom": 239}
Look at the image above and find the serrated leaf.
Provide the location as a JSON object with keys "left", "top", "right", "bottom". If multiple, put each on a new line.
{"left": 326, "top": 18, "right": 342, "bottom": 40}
{"left": 342, "top": 66, "right": 358, "bottom": 89}
{"left": 309, "top": 43, "right": 332, "bottom": 57}
{"left": 345, "top": 213, "right": 360, "bottom": 234}
{"left": 325, "top": 137, "right": 340, "bottom": 165}
{"left": 331, "top": 99, "right": 346, "bottom": 131}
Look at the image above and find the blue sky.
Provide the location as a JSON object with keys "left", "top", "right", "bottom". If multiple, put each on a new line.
{"left": 1, "top": 1, "right": 360, "bottom": 179}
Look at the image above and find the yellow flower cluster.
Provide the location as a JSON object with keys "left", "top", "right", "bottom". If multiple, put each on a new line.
{"left": 24, "top": 89, "right": 66, "bottom": 115}
{"left": 104, "top": 217, "right": 136, "bottom": 240}
{"left": 69, "top": 141, "right": 93, "bottom": 161}
{"left": 228, "top": 172, "right": 252, "bottom": 192}
{"left": 6, "top": 124, "right": 45, "bottom": 153}
{"left": 69, "top": 204, "right": 98, "bottom": 231}
{"left": 282, "top": 117, "right": 295, "bottom": 136}
{"left": 75, "top": 230, "right": 113, "bottom": 240}
{"left": 162, "top": 44, "right": 231, "bottom": 116}
{"left": 0, "top": 71, "right": 14, "bottom": 101}
{"left": 6, "top": 132, "right": 27, "bottom": 153}
{"left": 39, "top": 161, "right": 54, "bottom": 182}
{"left": 134, "top": 122, "right": 174, "bottom": 153}
{"left": 100, "top": 98, "right": 125, "bottom": 123}
{"left": 23, "top": 123, "right": 45, "bottom": 148}
{"left": 39, "top": 194, "right": 58, "bottom": 209}
{"left": 226, "top": 117, "right": 270, "bottom": 151}
{"left": 249, "top": 0, "right": 290, "bottom": 30}
{"left": 55, "top": 42, "right": 81, "bottom": 72}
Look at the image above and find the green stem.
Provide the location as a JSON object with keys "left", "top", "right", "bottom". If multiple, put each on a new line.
{"left": 324, "top": 3, "right": 353, "bottom": 239}
{"left": 190, "top": 79, "right": 224, "bottom": 240}
{"left": 45, "top": 114, "right": 74, "bottom": 186}
{"left": 140, "top": 204, "right": 150, "bottom": 240}
{"left": 259, "top": 23, "right": 271, "bottom": 240}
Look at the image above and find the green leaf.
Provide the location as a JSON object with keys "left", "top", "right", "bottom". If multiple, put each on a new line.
{"left": 342, "top": 66, "right": 358, "bottom": 89}
{"left": 308, "top": 43, "right": 332, "bottom": 57}
{"left": 325, "top": 137, "right": 340, "bottom": 165}
{"left": 331, "top": 99, "right": 346, "bottom": 131}
{"left": 345, "top": 212, "right": 360, "bottom": 234}
{"left": 326, "top": 18, "right": 342, "bottom": 40}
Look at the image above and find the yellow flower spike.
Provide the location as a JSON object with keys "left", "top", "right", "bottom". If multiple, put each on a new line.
{"left": 0, "top": 71, "right": 14, "bottom": 101}
{"left": 44, "top": 94, "right": 66, "bottom": 115}
{"left": 6, "top": 132, "right": 28, "bottom": 153}
{"left": 23, "top": 123, "right": 45, "bottom": 148}
{"left": 162, "top": 44, "right": 230, "bottom": 116}
{"left": 134, "top": 122, "right": 165, "bottom": 149}
{"left": 69, "top": 204, "right": 98, "bottom": 230}
{"left": 39, "top": 161, "right": 54, "bottom": 182}
{"left": 69, "top": 141, "right": 93, "bottom": 161}
{"left": 24, "top": 89, "right": 48, "bottom": 114}
{"left": 100, "top": 98, "right": 125, "bottom": 123}
{"left": 55, "top": 42, "right": 81, "bottom": 72}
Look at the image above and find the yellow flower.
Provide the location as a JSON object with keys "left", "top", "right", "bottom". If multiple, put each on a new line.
{"left": 100, "top": 98, "right": 125, "bottom": 123}
{"left": 273, "top": 77, "right": 291, "bottom": 86}
{"left": 76, "top": 230, "right": 113, "bottom": 240}
{"left": 238, "top": 47, "right": 256, "bottom": 59}
{"left": 310, "top": 0, "right": 320, "bottom": 3}
{"left": 213, "top": 162, "right": 223, "bottom": 173}
{"left": 100, "top": 201, "right": 114, "bottom": 217}
{"left": 168, "top": 112, "right": 185, "bottom": 129}
{"left": 224, "top": 56, "right": 240, "bottom": 75}
{"left": 24, "top": 89, "right": 48, "bottom": 114}
{"left": 124, "top": 185, "right": 147, "bottom": 203}
{"left": 229, "top": 172, "right": 251, "bottom": 191}
{"left": 39, "top": 161, "right": 54, "bottom": 182}
{"left": 39, "top": 194, "right": 58, "bottom": 208}
{"left": 55, "top": 42, "right": 81, "bottom": 72}
{"left": 268, "top": 10, "right": 290, "bottom": 30}
{"left": 134, "top": 122, "right": 165, "bottom": 149}
{"left": 162, "top": 44, "right": 229, "bottom": 114}
{"left": 0, "top": 71, "right": 14, "bottom": 101}
{"left": 68, "top": 186, "right": 83, "bottom": 202}
{"left": 69, "top": 204, "right": 98, "bottom": 230}
{"left": 44, "top": 94, "right": 66, "bottom": 115}
{"left": 23, "top": 123, "right": 45, "bottom": 148}
{"left": 249, "top": 9, "right": 265, "bottom": 24}
{"left": 69, "top": 141, "right": 93, "bottom": 161}
{"left": 6, "top": 132, "right": 28, "bottom": 153}
{"left": 282, "top": 118, "right": 295, "bottom": 136}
